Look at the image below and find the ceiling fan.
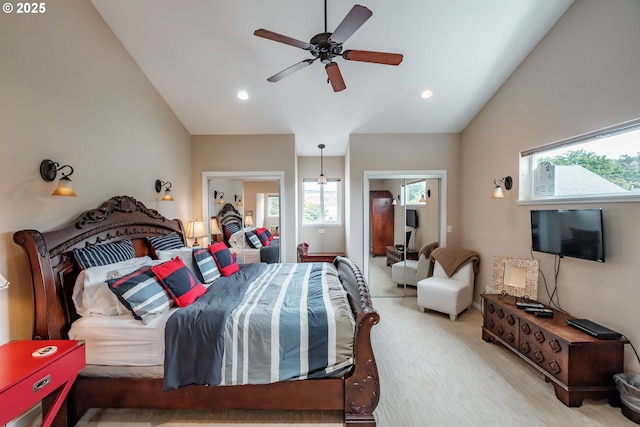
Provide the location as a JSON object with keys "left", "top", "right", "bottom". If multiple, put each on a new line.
{"left": 254, "top": 1, "right": 403, "bottom": 92}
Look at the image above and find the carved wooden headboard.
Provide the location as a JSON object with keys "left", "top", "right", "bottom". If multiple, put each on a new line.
{"left": 217, "top": 203, "right": 243, "bottom": 227}
{"left": 13, "top": 195, "right": 185, "bottom": 340}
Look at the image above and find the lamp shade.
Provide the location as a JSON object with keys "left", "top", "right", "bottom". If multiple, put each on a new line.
{"left": 186, "top": 220, "right": 207, "bottom": 247}
{"left": 209, "top": 217, "right": 221, "bottom": 235}
{"left": 52, "top": 176, "right": 77, "bottom": 197}
{"left": 187, "top": 220, "right": 208, "bottom": 238}
{"left": 161, "top": 189, "right": 174, "bottom": 201}
{"left": 244, "top": 215, "right": 254, "bottom": 227}
{"left": 492, "top": 186, "right": 505, "bottom": 199}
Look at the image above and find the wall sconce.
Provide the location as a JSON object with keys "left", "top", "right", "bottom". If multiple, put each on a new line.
{"left": 492, "top": 176, "right": 513, "bottom": 199}
{"left": 209, "top": 217, "right": 222, "bottom": 242}
{"left": 392, "top": 196, "right": 397, "bottom": 206}
{"left": 235, "top": 194, "right": 243, "bottom": 207}
{"left": 419, "top": 189, "right": 431, "bottom": 203}
{"left": 244, "top": 214, "right": 254, "bottom": 227}
{"left": 155, "top": 179, "right": 174, "bottom": 201}
{"left": 317, "top": 144, "right": 327, "bottom": 185}
{"left": 40, "top": 159, "right": 77, "bottom": 196}
{"left": 214, "top": 190, "right": 225, "bottom": 204}
{"left": 186, "top": 220, "right": 208, "bottom": 247}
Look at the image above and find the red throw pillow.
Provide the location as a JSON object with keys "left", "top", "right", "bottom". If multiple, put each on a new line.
{"left": 151, "top": 258, "right": 206, "bottom": 307}
{"left": 256, "top": 228, "right": 271, "bottom": 247}
{"left": 209, "top": 242, "right": 240, "bottom": 276}
{"left": 264, "top": 229, "right": 274, "bottom": 241}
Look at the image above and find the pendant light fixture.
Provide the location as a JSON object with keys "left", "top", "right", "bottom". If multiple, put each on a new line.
{"left": 317, "top": 144, "right": 327, "bottom": 185}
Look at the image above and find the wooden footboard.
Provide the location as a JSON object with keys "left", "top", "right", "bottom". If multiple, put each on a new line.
{"left": 13, "top": 196, "right": 380, "bottom": 427}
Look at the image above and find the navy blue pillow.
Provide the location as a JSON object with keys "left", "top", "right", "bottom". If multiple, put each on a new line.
{"left": 151, "top": 258, "right": 206, "bottom": 307}
{"left": 73, "top": 239, "right": 136, "bottom": 270}
{"left": 223, "top": 222, "right": 242, "bottom": 241}
{"left": 147, "top": 232, "right": 184, "bottom": 254}
{"left": 106, "top": 265, "right": 173, "bottom": 323}
{"left": 193, "top": 247, "right": 221, "bottom": 284}
{"left": 209, "top": 242, "right": 240, "bottom": 276}
{"left": 245, "top": 230, "right": 262, "bottom": 249}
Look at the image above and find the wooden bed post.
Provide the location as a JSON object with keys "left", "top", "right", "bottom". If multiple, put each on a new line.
{"left": 334, "top": 256, "right": 381, "bottom": 426}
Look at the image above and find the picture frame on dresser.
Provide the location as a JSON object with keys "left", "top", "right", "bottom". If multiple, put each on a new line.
{"left": 491, "top": 256, "right": 539, "bottom": 300}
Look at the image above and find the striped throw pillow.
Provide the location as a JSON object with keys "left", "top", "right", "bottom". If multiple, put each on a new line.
{"left": 245, "top": 230, "right": 262, "bottom": 249}
{"left": 223, "top": 222, "right": 242, "bottom": 241}
{"left": 73, "top": 239, "right": 136, "bottom": 270}
{"left": 106, "top": 265, "right": 174, "bottom": 324}
{"left": 147, "top": 232, "right": 184, "bottom": 253}
{"left": 193, "top": 247, "right": 221, "bottom": 284}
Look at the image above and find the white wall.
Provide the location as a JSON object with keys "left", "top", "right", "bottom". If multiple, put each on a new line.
{"left": 191, "top": 135, "right": 297, "bottom": 262}
{"left": 346, "top": 134, "right": 461, "bottom": 270}
{"left": 0, "top": 1, "right": 191, "bottom": 344}
{"left": 461, "top": 0, "right": 640, "bottom": 372}
{"left": 297, "top": 156, "right": 345, "bottom": 253}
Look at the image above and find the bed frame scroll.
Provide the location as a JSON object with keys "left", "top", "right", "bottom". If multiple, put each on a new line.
{"left": 12, "top": 196, "right": 380, "bottom": 427}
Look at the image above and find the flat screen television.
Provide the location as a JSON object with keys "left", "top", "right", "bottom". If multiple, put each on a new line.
{"left": 406, "top": 209, "right": 418, "bottom": 228}
{"left": 530, "top": 209, "right": 605, "bottom": 262}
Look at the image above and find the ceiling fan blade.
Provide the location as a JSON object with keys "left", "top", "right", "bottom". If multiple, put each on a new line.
{"left": 343, "top": 50, "right": 404, "bottom": 66}
{"left": 254, "top": 29, "right": 313, "bottom": 50}
{"left": 267, "top": 59, "right": 316, "bottom": 82}
{"left": 325, "top": 62, "right": 346, "bottom": 92}
{"left": 329, "top": 5, "right": 372, "bottom": 45}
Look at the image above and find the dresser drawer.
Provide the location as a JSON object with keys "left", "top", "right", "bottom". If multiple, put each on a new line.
{"left": 519, "top": 320, "right": 569, "bottom": 383}
{"left": 0, "top": 340, "right": 85, "bottom": 427}
{"left": 484, "top": 301, "right": 518, "bottom": 347}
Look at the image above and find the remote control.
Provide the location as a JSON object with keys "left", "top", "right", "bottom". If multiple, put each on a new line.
{"left": 32, "top": 345, "right": 58, "bottom": 357}
{"left": 524, "top": 307, "right": 553, "bottom": 314}
{"left": 516, "top": 302, "right": 544, "bottom": 309}
{"left": 534, "top": 311, "right": 554, "bottom": 318}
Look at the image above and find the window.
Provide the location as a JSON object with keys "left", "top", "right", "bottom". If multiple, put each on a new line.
{"left": 520, "top": 119, "right": 640, "bottom": 202}
{"left": 302, "top": 179, "right": 341, "bottom": 225}
{"left": 401, "top": 180, "right": 427, "bottom": 205}
{"left": 267, "top": 195, "right": 279, "bottom": 217}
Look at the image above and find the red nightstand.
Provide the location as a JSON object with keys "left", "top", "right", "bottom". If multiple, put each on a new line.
{"left": 0, "top": 340, "right": 85, "bottom": 427}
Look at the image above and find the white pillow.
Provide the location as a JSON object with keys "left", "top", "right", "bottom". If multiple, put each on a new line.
{"left": 72, "top": 256, "right": 155, "bottom": 317}
{"left": 229, "top": 227, "right": 255, "bottom": 248}
{"left": 156, "top": 248, "right": 198, "bottom": 278}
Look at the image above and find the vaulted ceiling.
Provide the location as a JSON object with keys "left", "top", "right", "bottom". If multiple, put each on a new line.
{"left": 91, "top": 0, "right": 574, "bottom": 155}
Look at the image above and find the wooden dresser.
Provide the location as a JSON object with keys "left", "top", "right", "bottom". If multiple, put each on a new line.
{"left": 369, "top": 191, "right": 394, "bottom": 256}
{"left": 482, "top": 293, "right": 627, "bottom": 407}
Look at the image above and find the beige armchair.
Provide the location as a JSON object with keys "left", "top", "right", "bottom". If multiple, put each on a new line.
{"left": 391, "top": 242, "right": 438, "bottom": 286}
{"left": 416, "top": 248, "right": 479, "bottom": 320}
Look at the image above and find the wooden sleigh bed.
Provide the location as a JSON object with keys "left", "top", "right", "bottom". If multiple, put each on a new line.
{"left": 13, "top": 196, "right": 380, "bottom": 427}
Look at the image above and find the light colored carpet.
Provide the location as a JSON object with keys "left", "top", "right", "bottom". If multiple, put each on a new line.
{"left": 368, "top": 255, "right": 417, "bottom": 298}
{"left": 75, "top": 259, "right": 634, "bottom": 427}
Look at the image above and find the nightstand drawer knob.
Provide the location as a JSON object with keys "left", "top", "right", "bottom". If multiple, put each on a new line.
{"left": 34, "top": 374, "right": 51, "bottom": 392}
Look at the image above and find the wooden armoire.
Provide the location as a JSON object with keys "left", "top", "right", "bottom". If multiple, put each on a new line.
{"left": 370, "top": 190, "right": 394, "bottom": 256}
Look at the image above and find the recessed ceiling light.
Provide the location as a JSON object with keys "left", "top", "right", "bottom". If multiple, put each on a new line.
{"left": 421, "top": 89, "right": 433, "bottom": 99}
{"left": 237, "top": 90, "right": 249, "bottom": 100}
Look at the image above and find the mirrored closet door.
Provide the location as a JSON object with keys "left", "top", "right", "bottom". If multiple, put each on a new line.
{"left": 204, "top": 172, "right": 282, "bottom": 264}
{"left": 365, "top": 172, "right": 446, "bottom": 298}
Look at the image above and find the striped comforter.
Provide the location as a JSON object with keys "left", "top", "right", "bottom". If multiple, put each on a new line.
{"left": 163, "top": 262, "right": 354, "bottom": 390}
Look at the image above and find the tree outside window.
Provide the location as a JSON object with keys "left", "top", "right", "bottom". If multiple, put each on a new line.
{"left": 520, "top": 120, "right": 640, "bottom": 201}
{"left": 268, "top": 195, "right": 279, "bottom": 217}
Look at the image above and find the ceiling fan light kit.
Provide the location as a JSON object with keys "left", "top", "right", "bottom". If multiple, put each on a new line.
{"left": 254, "top": 2, "right": 403, "bottom": 92}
